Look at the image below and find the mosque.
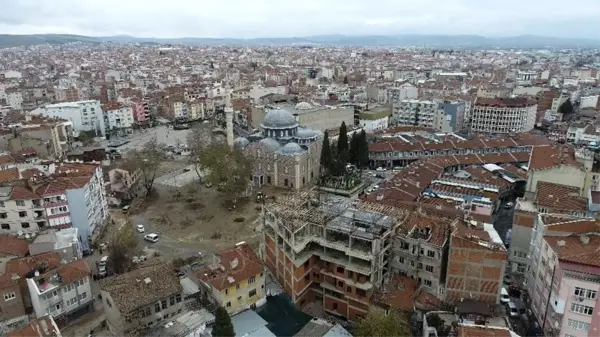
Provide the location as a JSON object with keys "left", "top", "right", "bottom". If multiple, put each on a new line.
{"left": 232, "top": 104, "right": 324, "bottom": 190}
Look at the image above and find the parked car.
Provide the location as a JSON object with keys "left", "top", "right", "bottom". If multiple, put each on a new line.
{"left": 144, "top": 233, "right": 159, "bottom": 243}
{"left": 505, "top": 202, "right": 514, "bottom": 209}
{"left": 136, "top": 224, "right": 145, "bottom": 233}
{"left": 376, "top": 167, "right": 386, "bottom": 172}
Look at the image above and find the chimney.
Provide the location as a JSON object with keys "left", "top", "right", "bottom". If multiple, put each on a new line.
{"left": 580, "top": 235, "right": 590, "bottom": 245}
{"left": 557, "top": 240, "right": 566, "bottom": 247}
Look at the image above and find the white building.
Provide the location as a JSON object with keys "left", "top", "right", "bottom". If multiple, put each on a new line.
{"left": 34, "top": 100, "right": 106, "bottom": 136}
{"left": 104, "top": 105, "right": 135, "bottom": 130}
{"left": 359, "top": 107, "right": 391, "bottom": 133}
{"left": 173, "top": 102, "right": 188, "bottom": 119}
{"left": 580, "top": 95, "right": 599, "bottom": 109}
{"left": 26, "top": 259, "right": 93, "bottom": 320}
{"left": 393, "top": 99, "right": 438, "bottom": 127}
{"left": 387, "top": 82, "right": 418, "bottom": 103}
{"left": 470, "top": 97, "right": 537, "bottom": 133}
{"left": 6, "top": 90, "right": 23, "bottom": 110}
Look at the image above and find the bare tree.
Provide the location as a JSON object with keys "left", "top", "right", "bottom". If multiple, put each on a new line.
{"left": 197, "top": 143, "right": 253, "bottom": 206}
{"left": 124, "top": 137, "right": 166, "bottom": 196}
{"left": 108, "top": 224, "right": 139, "bottom": 275}
{"left": 186, "top": 125, "right": 209, "bottom": 181}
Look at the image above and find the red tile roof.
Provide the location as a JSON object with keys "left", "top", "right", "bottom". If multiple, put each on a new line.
{"left": 197, "top": 243, "right": 262, "bottom": 291}
{"left": 0, "top": 236, "right": 29, "bottom": 257}
{"left": 8, "top": 316, "right": 60, "bottom": 337}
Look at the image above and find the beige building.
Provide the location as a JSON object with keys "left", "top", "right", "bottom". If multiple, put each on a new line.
{"left": 0, "top": 122, "right": 71, "bottom": 159}
{"left": 235, "top": 108, "right": 323, "bottom": 190}
{"left": 251, "top": 103, "right": 353, "bottom": 132}
{"left": 99, "top": 263, "right": 184, "bottom": 335}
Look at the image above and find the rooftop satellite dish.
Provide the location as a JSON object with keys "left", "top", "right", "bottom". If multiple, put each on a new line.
{"left": 25, "top": 234, "right": 30, "bottom": 239}
{"left": 17, "top": 231, "right": 23, "bottom": 236}
{"left": 34, "top": 271, "right": 39, "bottom": 277}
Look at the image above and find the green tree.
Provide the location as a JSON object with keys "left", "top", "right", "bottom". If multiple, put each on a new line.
{"left": 357, "top": 130, "right": 370, "bottom": 168}
{"left": 354, "top": 309, "right": 411, "bottom": 337}
{"left": 337, "top": 122, "right": 349, "bottom": 165}
{"left": 349, "top": 132, "right": 359, "bottom": 165}
{"left": 212, "top": 306, "right": 235, "bottom": 337}
{"left": 197, "top": 143, "right": 253, "bottom": 205}
{"left": 124, "top": 137, "right": 167, "bottom": 196}
{"left": 320, "top": 131, "right": 332, "bottom": 173}
{"left": 559, "top": 99, "right": 574, "bottom": 116}
{"left": 77, "top": 131, "right": 92, "bottom": 145}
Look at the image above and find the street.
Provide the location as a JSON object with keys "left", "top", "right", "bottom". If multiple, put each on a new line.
{"left": 493, "top": 199, "right": 516, "bottom": 244}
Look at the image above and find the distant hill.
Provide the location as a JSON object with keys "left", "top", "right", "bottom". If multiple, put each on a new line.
{"left": 0, "top": 33, "right": 598, "bottom": 49}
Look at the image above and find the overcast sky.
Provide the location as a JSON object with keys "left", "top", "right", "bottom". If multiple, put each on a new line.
{"left": 0, "top": 0, "right": 599, "bottom": 39}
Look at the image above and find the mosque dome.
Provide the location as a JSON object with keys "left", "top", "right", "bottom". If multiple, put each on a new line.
{"left": 295, "top": 127, "right": 318, "bottom": 139}
{"left": 278, "top": 142, "right": 304, "bottom": 155}
{"left": 259, "top": 137, "right": 281, "bottom": 150}
{"left": 233, "top": 137, "right": 250, "bottom": 149}
{"left": 261, "top": 109, "right": 298, "bottom": 129}
{"left": 294, "top": 102, "right": 312, "bottom": 110}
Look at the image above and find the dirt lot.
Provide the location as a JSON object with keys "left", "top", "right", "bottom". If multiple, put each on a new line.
{"left": 128, "top": 182, "right": 292, "bottom": 252}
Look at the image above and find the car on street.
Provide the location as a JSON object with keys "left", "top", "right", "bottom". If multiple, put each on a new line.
{"left": 144, "top": 233, "right": 159, "bottom": 243}
{"left": 136, "top": 224, "right": 145, "bottom": 233}
{"left": 376, "top": 167, "right": 386, "bottom": 172}
{"left": 505, "top": 202, "right": 514, "bottom": 209}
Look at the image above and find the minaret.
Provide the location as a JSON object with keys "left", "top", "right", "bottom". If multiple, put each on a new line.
{"left": 224, "top": 85, "right": 234, "bottom": 148}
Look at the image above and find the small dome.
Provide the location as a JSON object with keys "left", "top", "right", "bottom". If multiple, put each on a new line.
{"left": 294, "top": 102, "right": 312, "bottom": 110}
{"left": 259, "top": 137, "right": 281, "bottom": 150}
{"left": 278, "top": 142, "right": 304, "bottom": 155}
{"left": 261, "top": 109, "right": 298, "bottom": 129}
{"left": 233, "top": 137, "right": 250, "bottom": 149}
{"left": 295, "top": 127, "right": 318, "bottom": 139}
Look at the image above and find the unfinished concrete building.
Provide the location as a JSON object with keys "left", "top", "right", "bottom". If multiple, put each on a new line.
{"left": 261, "top": 191, "right": 403, "bottom": 321}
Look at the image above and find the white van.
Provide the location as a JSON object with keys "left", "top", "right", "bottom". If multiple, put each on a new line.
{"left": 500, "top": 287, "right": 510, "bottom": 303}
{"left": 507, "top": 302, "right": 519, "bottom": 317}
{"left": 144, "top": 233, "right": 159, "bottom": 243}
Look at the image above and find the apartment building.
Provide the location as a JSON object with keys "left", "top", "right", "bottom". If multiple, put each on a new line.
{"left": 533, "top": 182, "right": 589, "bottom": 216}
{"left": 99, "top": 263, "right": 184, "bottom": 335}
{"left": 0, "top": 272, "right": 27, "bottom": 323}
{"left": 470, "top": 97, "right": 537, "bottom": 134}
{"left": 393, "top": 211, "right": 450, "bottom": 291}
{"left": 196, "top": 243, "right": 265, "bottom": 315}
{"left": 34, "top": 100, "right": 106, "bottom": 137}
{"left": 0, "top": 121, "right": 72, "bottom": 159}
{"left": 445, "top": 220, "right": 507, "bottom": 304}
{"left": 386, "top": 82, "right": 418, "bottom": 103}
{"left": 392, "top": 99, "right": 438, "bottom": 128}
{"left": 526, "top": 214, "right": 600, "bottom": 337}
{"left": 506, "top": 211, "right": 536, "bottom": 284}
{"left": 26, "top": 259, "right": 92, "bottom": 322}
{"left": 102, "top": 102, "right": 135, "bottom": 130}
{"left": 262, "top": 192, "right": 396, "bottom": 321}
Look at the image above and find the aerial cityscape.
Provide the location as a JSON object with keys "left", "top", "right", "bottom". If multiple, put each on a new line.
{"left": 0, "top": 2, "right": 599, "bottom": 337}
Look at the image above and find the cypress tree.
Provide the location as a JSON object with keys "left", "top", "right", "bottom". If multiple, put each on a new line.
{"left": 358, "top": 130, "right": 370, "bottom": 168}
{"left": 349, "top": 132, "right": 359, "bottom": 165}
{"left": 212, "top": 306, "right": 235, "bottom": 337}
{"left": 337, "top": 122, "right": 349, "bottom": 166}
{"left": 320, "top": 131, "right": 332, "bottom": 173}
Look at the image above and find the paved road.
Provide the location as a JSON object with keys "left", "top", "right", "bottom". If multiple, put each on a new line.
{"left": 494, "top": 199, "right": 516, "bottom": 244}
{"left": 102, "top": 126, "right": 191, "bottom": 153}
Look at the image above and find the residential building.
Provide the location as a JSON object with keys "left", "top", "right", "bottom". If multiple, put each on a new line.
{"left": 358, "top": 107, "right": 390, "bottom": 133}
{"left": 102, "top": 102, "right": 135, "bottom": 131}
{"left": 0, "top": 235, "right": 30, "bottom": 272}
{"left": 391, "top": 211, "right": 452, "bottom": 299}
{"left": 99, "top": 262, "right": 184, "bottom": 335}
{"left": 261, "top": 191, "right": 397, "bottom": 321}
{"left": 533, "top": 181, "right": 588, "bottom": 216}
{"left": 387, "top": 82, "right": 418, "bottom": 103}
{"left": 26, "top": 259, "right": 93, "bottom": 322}
{"left": 7, "top": 315, "right": 62, "bottom": 337}
{"left": 470, "top": 97, "right": 537, "bottom": 134}
{"left": 525, "top": 146, "right": 588, "bottom": 196}
{"left": 506, "top": 211, "right": 536, "bottom": 284}
{"left": 0, "top": 272, "right": 27, "bottom": 323}
{"left": 445, "top": 220, "right": 507, "bottom": 304}
{"left": 392, "top": 99, "right": 439, "bottom": 128}
{"left": 0, "top": 121, "right": 72, "bottom": 159}
{"left": 33, "top": 100, "right": 106, "bottom": 137}
{"left": 28, "top": 228, "right": 83, "bottom": 261}
{"left": 107, "top": 166, "right": 141, "bottom": 202}
{"left": 196, "top": 243, "right": 265, "bottom": 315}
{"left": 526, "top": 214, "right": 600, "bottom": 337}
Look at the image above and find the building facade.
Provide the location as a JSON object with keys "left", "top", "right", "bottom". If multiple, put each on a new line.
{"left": 35, "top": 100, "right": 106, "bottom": 136}
{"left": 470, "top": 97, "right": 537, "bottom": 134}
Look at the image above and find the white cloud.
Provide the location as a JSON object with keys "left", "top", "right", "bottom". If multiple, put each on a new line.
{"left": 0, "top": 0, "right": 598, "bottom": 38}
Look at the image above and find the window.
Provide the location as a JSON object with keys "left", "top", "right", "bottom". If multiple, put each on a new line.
{"left": 399, "top": 241, "right": 409, "bottom": 250}
{"left": 248, "top": 276, "right": 256, "bottom": 284}
{"left": 0, "top": 213, "right": 6, "bottom": 219}
{"left": 21, "top": 222, "right": 30, "bottom": 228}
{"left": 176, "top": 294, "right": 182, "bottom": 303}
{"left": 356, "top": 289, "right": 367, "bottom": 297}
{"left": 106, "top": 298, "right": 112, "bottom": 308}
{"left": 417, "top": 262, "right": 423, "bottom": 270}
{"left": 0, "top": 201, "right": 4, "bottom": 207}
{"left": 423, "top": 279, "right": 433, "bottom": 287}
{"left": 161, "top": 300, "right": 167, "bottom": 309}
{"left": 141, "top": 307, "right": 151, "bottom": 317}
{"left": 225, "top": 289, "right": 228, "bottom": 295}
{"left": 18, "top": 211, "right": 27, "bottom": 218}
{"left": 155, "top": 302, "right": 161, "bottom": 312}
{"left": 574, "top": 287, "right": 597, "bottom": 300}
{"left": 568, "top": 319, "right": 590, "bottom": 331}
{"left": 170, "top": 296, "right": 175, "bottom": 306}
{"left": 336, "top": 266, "right": 344, "bottom": 273}
{"left": 513, "top": 251, "right": 527, "bottom": 259}
{"left": 0, "top": 224, "right": 9, "bottom": 230}
{"left": 425, "top": 265, "right": 434, "bottom": 273}
{"left": 249, "top": 289, "right": 257, "bottom": 297}
{"left": 3, "top": 292, "right": 15, "bottom": 301}
{"left": 16, "top": 200, "right": 25, "bottom": 206}
{"left": 427, "top": 250, "right": 435, "bottom": 258}
{"left": 226, "top": 301, "right": 231, "bottom": 307}
{"left": 398, "top": 257, "right": 405, "bottom": 264}
{"left": 571, "top": 303, "right": 593, "bottom": 316}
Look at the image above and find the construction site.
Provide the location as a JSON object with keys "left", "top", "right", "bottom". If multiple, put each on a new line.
{"left": 261, "top": 190, "right": 404, "bottom": 321}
